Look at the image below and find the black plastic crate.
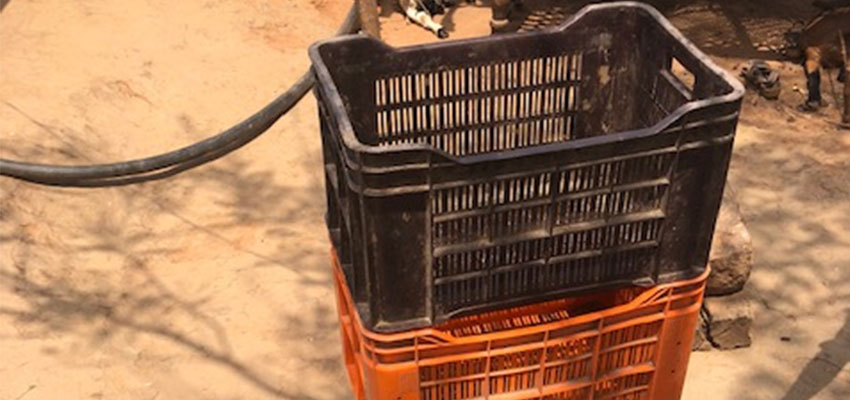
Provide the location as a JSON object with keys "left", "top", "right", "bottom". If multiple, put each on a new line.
{"left": 310, "top": 2, "right": 743, "bottom": 333}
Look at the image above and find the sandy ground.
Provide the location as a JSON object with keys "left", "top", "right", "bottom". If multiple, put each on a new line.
{"left": 1, "top": 1, "right": 849, "bottom": 399}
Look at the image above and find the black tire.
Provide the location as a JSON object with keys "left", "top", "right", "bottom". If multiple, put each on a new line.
{"left": 760, "top": 84, "right": 782, "bottom": 100}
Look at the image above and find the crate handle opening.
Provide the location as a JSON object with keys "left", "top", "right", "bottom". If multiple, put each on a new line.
{"left": 669, "top": 57, "right": 696, "bottom": 92}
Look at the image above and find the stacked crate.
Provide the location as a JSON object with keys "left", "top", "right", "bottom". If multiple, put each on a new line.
{"left": 309, "top": 3, "right": 743, "bottom": 400}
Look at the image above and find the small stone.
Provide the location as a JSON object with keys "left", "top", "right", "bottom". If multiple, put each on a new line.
{"left": 704, "top": 291, "right": 754, "bottom": 350}
{"left": 693, "top": 309, "right": 712, "bottom": 351}
{"left": 757, "top": 45, "right": 771, "bottom": 52}
{"left": 707, "top": 186, "right": 754, "bottom": 296}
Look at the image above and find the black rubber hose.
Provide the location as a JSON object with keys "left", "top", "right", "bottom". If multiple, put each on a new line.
{"left": 17, "top": 100, "right": 286, "bottom": 187}
{"left": 0, "top": 4, "right": 359, "bottom": 185}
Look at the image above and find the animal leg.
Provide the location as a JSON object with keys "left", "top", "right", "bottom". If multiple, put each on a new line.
{"left": 490, "top": 0, "right": 513, "bottom": 33}
{"left": 804, "top": 47, "right": 825, "bottom": 108}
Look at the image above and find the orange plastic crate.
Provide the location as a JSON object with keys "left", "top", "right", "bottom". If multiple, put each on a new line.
{"left": 332, "top": 249, "right": 707, "bottom": 400}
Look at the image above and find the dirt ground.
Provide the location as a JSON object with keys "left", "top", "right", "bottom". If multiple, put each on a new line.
{"left": 1, "top": 1, "right": 849, "bottom": 399}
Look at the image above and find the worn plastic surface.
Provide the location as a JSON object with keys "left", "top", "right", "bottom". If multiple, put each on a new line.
{"left": 311, "top": 1, "right": 743, "bottom": 332}
{"left": 332, "top": 249, "right": 709, "bottom": 400}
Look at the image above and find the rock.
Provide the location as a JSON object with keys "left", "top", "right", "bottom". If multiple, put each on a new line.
{"left": 692, "top": 308, "right": 712, "bottom": 352}
{"left": 707, "top": 187, "right": 754, "bottom": 296}
{"left": 757, "top": 45, "right": 771, "bottom": 52}
{"left": 704, "top": 291, "right": 754, "bottom": 350}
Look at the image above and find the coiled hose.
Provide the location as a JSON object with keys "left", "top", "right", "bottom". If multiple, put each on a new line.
{"left": 0, "top": 4, "right": 359, "bottom": 187}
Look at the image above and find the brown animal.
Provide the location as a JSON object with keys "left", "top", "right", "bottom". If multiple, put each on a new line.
{"left": 787, "top": 3, "right": 849, "bottom": 120}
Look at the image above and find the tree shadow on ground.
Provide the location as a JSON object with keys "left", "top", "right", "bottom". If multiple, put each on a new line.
{"left": 714, "top": 88, "right": 850, "bottom": 398}
{"left": 779, "top": 309, "right": 850, "bottom": 400}
{"left": 0, "top": 143, "right": 348, "bottom": 399}
{"left": 0, "top": 268, "right": 330, "bottom": 400}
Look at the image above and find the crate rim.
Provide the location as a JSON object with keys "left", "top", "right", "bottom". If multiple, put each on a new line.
{"left": 308, "top": 1, "right": 745, "bottom": 164}
{"left": 331, "top": 248, "right": 710, "bottom": 345}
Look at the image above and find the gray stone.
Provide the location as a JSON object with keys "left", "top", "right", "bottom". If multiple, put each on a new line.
{"left": 692, "top": 308, "right": 712, "bottom": 352}
{"left": 704, "top": 291, "right": 754, "bottom": 350}
{"left": 707, "top": 187, "right": 754, "bottom": 296}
